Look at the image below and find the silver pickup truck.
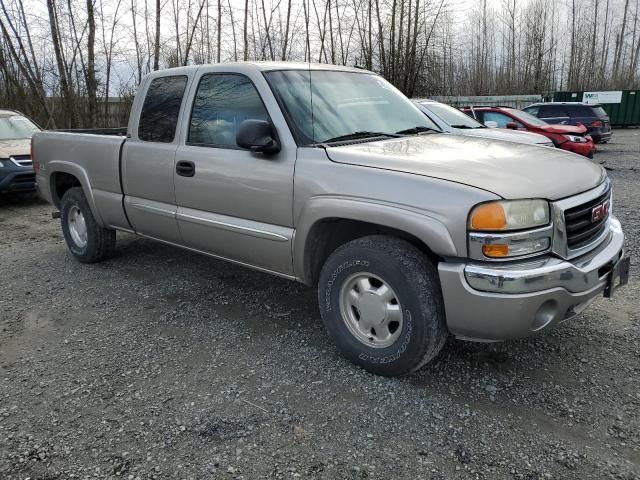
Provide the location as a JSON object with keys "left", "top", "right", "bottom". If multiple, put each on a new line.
{"left": 33, "top": 62, "right": 630, "bottom": 376}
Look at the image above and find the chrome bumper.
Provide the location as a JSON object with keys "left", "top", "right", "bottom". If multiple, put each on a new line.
{"left": 438, "top": 216, "right": 626, "bottom": 341}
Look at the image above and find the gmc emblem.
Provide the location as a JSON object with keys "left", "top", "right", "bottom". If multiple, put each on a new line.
{"left": 591, "top": 200, "right": 610, "bottom": 222}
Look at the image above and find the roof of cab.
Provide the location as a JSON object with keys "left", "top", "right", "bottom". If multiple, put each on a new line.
{"left": 0, "top": 109, "right": 21, "bottom": 116}
{"left": 145, "top": 61, "right": 373, "bottom": 78}
{"left": 525, "top": 102, "right": 602, "bottom": 107}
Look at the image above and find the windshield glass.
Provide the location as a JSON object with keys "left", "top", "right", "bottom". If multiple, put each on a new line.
{"left": 0, "top": 115, "right": 39, "bottom": 140}
{"left": 423, "top": 102, "right": 484, "bottom": 128}
{"left": 265, "top": 70, "right": 439, "bottom": 145}
{"left": 505, "top": 108, "right": 548, "bottom": 127}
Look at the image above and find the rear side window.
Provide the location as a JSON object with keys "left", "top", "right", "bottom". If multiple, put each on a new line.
{"left": 138, "top": 76, "right": 188, "bottom": 142}
{"left": 593, "top": 106, "right": 609, "bottom": 118}
{"left": 188, "top": 74, "right": 270, "bottom": 147}
{"left": 566, "top": 105, "right": 592, "bottom": 117}
{"left": 539, "top": 105, "right": 566, "bottom": 117}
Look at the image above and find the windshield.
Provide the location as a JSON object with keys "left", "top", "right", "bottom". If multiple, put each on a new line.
{"left": 505, "top": 108, "right": 548, "bottom": 127}
{"left": 265, "top": 70, "right": 439, "bottom": 145}
{"left": 422, "top": 102, "right": 484, "bottom": 128}
{"left": 0, "top": 115, "right": 39, "bottom": 140}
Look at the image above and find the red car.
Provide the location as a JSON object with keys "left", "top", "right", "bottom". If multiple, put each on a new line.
{"left": 462, "top": 106, "right": 596, "bottom": 158}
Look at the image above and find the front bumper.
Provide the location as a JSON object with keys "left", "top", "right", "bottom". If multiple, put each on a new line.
{"left": 0, "top": 168, "right": 36, "bottom": 193}
{"left": 590, "top": 130, "right": 613, "bottom": 142}
{"left": 559, "top": 139, "right": 596, "bottom": 157}
{"left": 438, "top": 216, "right": 627, "bottom": 341}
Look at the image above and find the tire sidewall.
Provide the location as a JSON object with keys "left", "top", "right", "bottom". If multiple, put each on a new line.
{"left": 319, "top": 241, "right": 443, "bottom": 375}
{"left": 60, "top": 188, "right": 93, "bottom": 260}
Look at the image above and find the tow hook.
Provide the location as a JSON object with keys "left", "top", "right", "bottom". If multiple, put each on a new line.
{"left": 52, "top": 211, "right": 61, "bottom": 219}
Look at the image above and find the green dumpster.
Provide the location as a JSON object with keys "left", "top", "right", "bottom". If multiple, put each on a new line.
{"left": 553, "top": 90, "right": 640, "bottom": 127}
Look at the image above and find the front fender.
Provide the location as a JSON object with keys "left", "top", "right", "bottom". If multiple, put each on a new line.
{"left": 293, "top": 195, "right": 457, "bottom": 283}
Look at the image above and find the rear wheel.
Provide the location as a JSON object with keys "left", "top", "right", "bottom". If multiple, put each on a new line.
{"left": 60, "top": 187, "right": 115, "bottom": 263}
{"left": 318, "top": 235, "right": 448, "bottom": 376}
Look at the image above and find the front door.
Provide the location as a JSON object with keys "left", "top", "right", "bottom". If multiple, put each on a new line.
{"left": 173, "top": 71, "right": 295, "bottom": 276}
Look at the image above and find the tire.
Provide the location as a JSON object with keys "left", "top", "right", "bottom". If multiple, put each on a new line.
{"left": 60, "top": 187, "right": 115, "bottom": 263}
{"left": 318, "top": 235, "right": 448, "bottom": 376}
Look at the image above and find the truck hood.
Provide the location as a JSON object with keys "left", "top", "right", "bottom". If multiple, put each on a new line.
{"left": 0, "top": 139, "right": 30, "bottom": 158}
{"left": 325, "top": 134, "right": 605, "bottom": 200}
{"left": 455, "top": 127, "right": 550, "bottom": 145}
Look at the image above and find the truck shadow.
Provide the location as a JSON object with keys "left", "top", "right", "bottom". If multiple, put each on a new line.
{"left": 110, "top": 233, "right": 557, "bottom": 374}
{"left": 0, "top": 191, "right": 46, "bottom": 207}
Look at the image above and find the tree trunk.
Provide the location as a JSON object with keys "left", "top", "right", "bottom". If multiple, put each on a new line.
{"left": 86, "top": 0, "right": 98, "bottom": 127}
{"left": 154, "top": 0, "right": 160, "bottom": 70}
{"left": 46, "top": 0, "right": 75, "bottom": 127}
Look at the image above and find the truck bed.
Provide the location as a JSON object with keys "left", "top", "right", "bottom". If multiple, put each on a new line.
{"left": 33, "top": 130, "right": 128, "bottom": 229}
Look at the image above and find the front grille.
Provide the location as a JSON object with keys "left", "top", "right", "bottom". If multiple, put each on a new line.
{"left": 10, "top": 155, "right": 32, "bottom": 168}
{"left": 564, "top": 187, "right": 611, "bottom": 249}
{"left": 13, "top": 173, "right": 35, "bottom": 184}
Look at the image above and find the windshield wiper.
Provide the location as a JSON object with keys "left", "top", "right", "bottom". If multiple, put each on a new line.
{"left": 395, "top": 126, "right": 440, "bottom": 135}
{"left": 321, "top": 131, "right": 401, "bottom": 144}
{"left": 450, "top": 124, "right": 482, "bottom": 129}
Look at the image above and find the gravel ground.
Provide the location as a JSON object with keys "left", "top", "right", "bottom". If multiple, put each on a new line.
{"left": 1, "top": 131, "right": 639, "bottom": 480}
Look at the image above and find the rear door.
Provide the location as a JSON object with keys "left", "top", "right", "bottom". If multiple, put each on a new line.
{"left": 121, "top": 74, "right": 191, "bottom": 243}
{"left": 565, "top": 105, "right": 593, "bottom": 127}
{"left": 173, "top": 68, "right": 296, "bottom": 276}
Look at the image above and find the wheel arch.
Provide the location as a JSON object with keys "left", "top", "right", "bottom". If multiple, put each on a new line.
{"left": 48, "top": 162, "right": 104, "bottom": 225}
{"left": 294, "top": 198, "right": 457, "bottom": 285}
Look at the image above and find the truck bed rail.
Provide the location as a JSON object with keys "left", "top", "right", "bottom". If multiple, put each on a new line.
{"left": 53, "top": 127, "right": 127, "bottom": 136}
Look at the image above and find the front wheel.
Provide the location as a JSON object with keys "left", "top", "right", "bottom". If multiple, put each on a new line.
{"left": 318, "top": 235, "right": 448, "bottom": 376}
{"left": 60, "top": 187, "right": 115, "bottom": 263}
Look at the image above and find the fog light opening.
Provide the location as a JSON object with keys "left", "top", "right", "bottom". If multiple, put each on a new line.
{"left": 532, "top": 300, "right": 558, "bottom": 331}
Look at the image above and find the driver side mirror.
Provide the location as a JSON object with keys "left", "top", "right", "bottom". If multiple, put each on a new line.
{"left": 236, "top": 119, "right": 280, "bottom": 154}
{"left": 484, "top": 121, "right": 498, "bottom": 128}
{"left": 506, "top": 122, "right": 519, "bottom": 130}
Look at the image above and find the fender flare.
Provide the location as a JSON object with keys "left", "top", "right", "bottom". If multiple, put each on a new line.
{"left": 47, "top": 160, "right": 105, "bottom": 226}
{"left": 293, "top": 196, "right": 457, "bottom": 284}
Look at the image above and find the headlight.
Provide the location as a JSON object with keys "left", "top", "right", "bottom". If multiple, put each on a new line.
{"left": 563, "top": 134, "right": 587, "bottom": 143}
{"left": 468, "top": 200, "right": 552, "bottom": 260}
{"left": 469, "top": 200, "right": 549, "bottom": 231}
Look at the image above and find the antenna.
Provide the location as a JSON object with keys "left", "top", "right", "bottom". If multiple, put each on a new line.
{"left": 306, "top": 0, "right": 315, "bottom": 145}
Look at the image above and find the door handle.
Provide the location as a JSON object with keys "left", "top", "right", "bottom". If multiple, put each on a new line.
{"left": 176, "top": 160, "right": 195, "bottom": 177}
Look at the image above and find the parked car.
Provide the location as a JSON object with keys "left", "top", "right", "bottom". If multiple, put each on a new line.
{"left": 0, "top": 109, "right": 39, "bottom": 194}
{"left": 522, "top": 102, "right": 613, "bottom": 144}
{"left": 462, "top": 106, "right": 596, "bottom": 158}
{"left": 414, "top": 99, "right": 554, "bottom": 147}
{"left": 33, "top": 63, "right": 629, "bottom": 376}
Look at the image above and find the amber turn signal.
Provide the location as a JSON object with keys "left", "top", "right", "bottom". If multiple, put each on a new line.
{"left": 470, "top": 203, "right": 507, "bottom": 230}
{"left": 482, "top": 244, "right": 509, "bottom": 257}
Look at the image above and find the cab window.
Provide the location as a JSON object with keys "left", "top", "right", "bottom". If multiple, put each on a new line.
{"left": 138, "top": 76, "right": 188, "bottom": 142}
{"left": 188, "top": 74, "right": 270, "bottom": 147}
